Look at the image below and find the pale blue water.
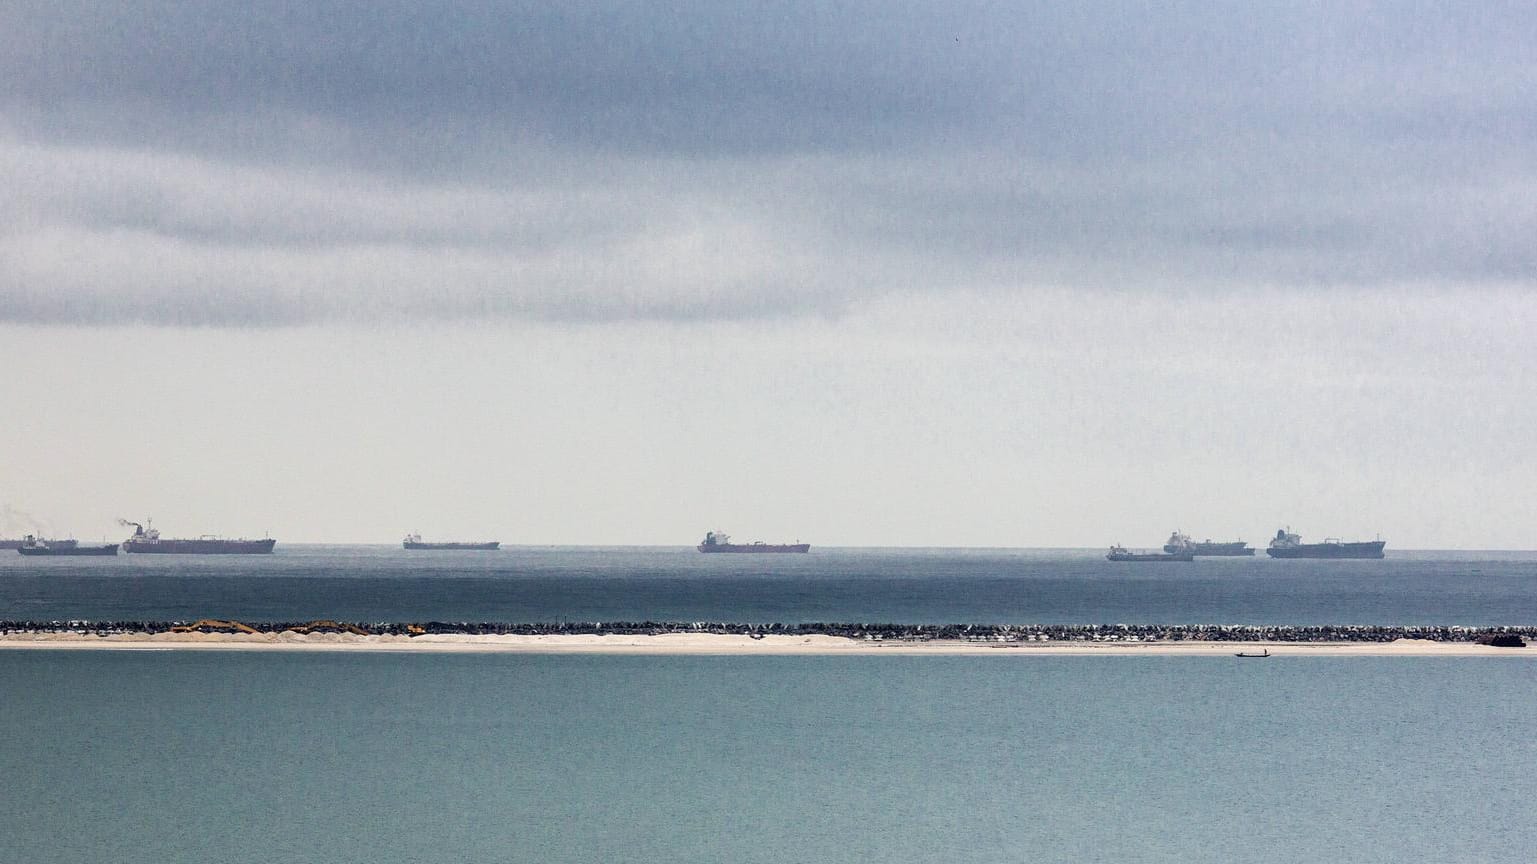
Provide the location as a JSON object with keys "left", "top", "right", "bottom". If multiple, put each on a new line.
{"left": 2, "top": 651, "right": 1534, "bottom": 862}
{"left": 5, "top": 547, "right": 1536, "bottom": 859}
{"left": 2, "top": 545, "right": 1535, "bottom": 624}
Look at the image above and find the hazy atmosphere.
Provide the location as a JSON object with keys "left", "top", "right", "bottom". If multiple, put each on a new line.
{"left": 2, "top": 2, "right": 1534, "bottom": 546}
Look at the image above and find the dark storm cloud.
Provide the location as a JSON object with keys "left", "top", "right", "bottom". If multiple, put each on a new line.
{"left": 3, "top": 0, "right": 1013, "bottom": 155}
{"left": 10, "top": 1, "right": 1532, "bottom": 156}
{"left": 2, "top": 1, "right": 1534, "bottom": 324}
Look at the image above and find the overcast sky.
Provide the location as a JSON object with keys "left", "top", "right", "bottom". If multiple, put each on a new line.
{"left": 2, "top": 2, "right": 1534, "bottom": 546}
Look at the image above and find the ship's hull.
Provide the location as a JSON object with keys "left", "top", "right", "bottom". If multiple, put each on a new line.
{"left": 1164, "top": 542, "right": 1254, "bottom": 556}
{"left": 18, "top": 544, "right": 119, "bottom": 556}
{"left": 698, "top": 543, "right": 811, "bottom": 553}
{"left": 124, "top": 538, "right": 276, "bottom": 554}
{"left": 404, "top": 541, "right": 500, "bottom": 550}
{"left": 1109, "top": 551, "right": 1193, "bottom": 562}
{"left": 1267, "top": 541, "right": 1385, "bottom": 559}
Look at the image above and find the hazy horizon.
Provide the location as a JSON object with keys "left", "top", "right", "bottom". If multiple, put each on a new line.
{"left": 3, "top": 3, "right": 1534, "bottom": 548}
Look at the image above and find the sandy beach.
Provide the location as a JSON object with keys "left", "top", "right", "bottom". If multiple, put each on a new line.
{"left": 1, "top": 631, "right": 1531, "bottom": 656}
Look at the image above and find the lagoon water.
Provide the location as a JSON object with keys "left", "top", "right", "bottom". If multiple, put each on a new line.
{"left": 1, "top": 545, "right": 1535, "bottom": 624}
{"left": 3, "top": 651, "right": 1535, "bottom": 862}
{"left": 4, "top": 546, "right": 1536, "bottom": 861}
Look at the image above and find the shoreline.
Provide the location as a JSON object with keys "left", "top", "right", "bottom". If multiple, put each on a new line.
{"left": 1, "top": 632, "right": 1532, "bottom": 656}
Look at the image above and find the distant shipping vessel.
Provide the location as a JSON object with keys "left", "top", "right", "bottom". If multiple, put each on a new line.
{"left": 1107, "top": 545, "right": 1193, "bottom": 562}
{"left": 16, "top": 536, "right": 118, "bottom": 556}
{"left": 1163, "top": 531, "right": 1254, "bottom": 557}
{"left": 1266, "top": 529, "right": 1385, "bottom": 559}
{"left": 403, "top": 533, "right": 500, "bottom": 551}
{"left": 0, "top": 537, "right": 77, "bottom": 550}
{"left": 120, "top": 520, "right": 276, "bottom": 554}
{"left": 697, "top": 531, "right": 810, "bottom": 553}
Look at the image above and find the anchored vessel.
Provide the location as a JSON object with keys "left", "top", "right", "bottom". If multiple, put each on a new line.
{"left": 16, "top": 535, "right": 117, "bottom": 556}
{"left": 119, "top": 520, "right": 276, "bottom": 554}
{"left": 1107, "top": 545, "right": 1194, "bottom": 562}
{"left": 1164, "top": 531, "right": 1254, "bottom": 556}
{"left": 1266, "top": 529, "right": 1385, "bottom": 559}
{"left": 403, "top": 533, "right": 500, "bottom": 551}
{"left": 1, "top": 537, "right": 77, "bottom": 551}
{"left": 697, "top": 531, "right": 810, "bottom": 553}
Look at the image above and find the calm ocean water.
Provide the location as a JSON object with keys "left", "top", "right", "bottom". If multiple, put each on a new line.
{"left": 1, "top": 545, "right": 1535, "bottom": 624}
{"left": 7, "top": 546, "right": 1536, "bottom": 860}
{"left": 2, "top": 651, "right": 1534, "bottom": 862}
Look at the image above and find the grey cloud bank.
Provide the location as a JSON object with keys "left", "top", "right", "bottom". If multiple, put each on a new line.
{"left": 2, "top": 2, "right": 1535, "bottom": 324}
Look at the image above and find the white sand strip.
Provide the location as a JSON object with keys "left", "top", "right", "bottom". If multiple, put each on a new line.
{"left": 1, "top": 632, "right": 1532, "bottom": 656}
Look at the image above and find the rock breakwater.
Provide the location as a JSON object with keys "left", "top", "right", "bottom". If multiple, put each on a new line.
{"left": 1, "top": 619, "right": 1533, "bottom": 643}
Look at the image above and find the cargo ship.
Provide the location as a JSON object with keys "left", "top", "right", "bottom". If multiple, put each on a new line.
{"left": 1107, "top": 545, "right": 1193, "bottom": 562}
{"left": 1265, "top": 528, "right": 1385, "bottom": 559}
{"left": 697, "top": 531, "right": 810, "bottom": 553}
{"left": 119, "top": 520, "right": 276, "bottom": 554}
{"left": 1, "top": 537, "right": 76, "bottom": 550}
{"left": 1163, "top": 531, "right": 1254, "bottom": 557}
{"left": 16, "top": 536, "right": 118, "bottom": 556}
{"left": 403, "top": 533, "right": 500, "bottom": 551}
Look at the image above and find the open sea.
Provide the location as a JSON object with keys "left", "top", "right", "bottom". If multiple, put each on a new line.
{"left": 4, "top": 546, "right": 1535, "bottom": 861}
{"left": 2, "top": 544, "right": 1536, "bottom": 624}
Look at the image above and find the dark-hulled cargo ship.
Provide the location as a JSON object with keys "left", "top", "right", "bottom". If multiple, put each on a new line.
{"left": 403, "top": 533, "right": 500, "bottom": 550}
{"left": 120, "top": 520, "right": 276, "bottom": 554}
{"left": 697, "top": 531, "right": 810, "bottom": 553}
{"left": 16, "top": 536, "right": 118, "bottom": 556}
{"left": 1266, "top": 528, "right": 1385, "bottom": 559}
{"left": 1164, "top": 531, "right": 1255, "bottom": 556}
{"left": 1107, "top": 545, "right": 1193, "bottom": 562}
